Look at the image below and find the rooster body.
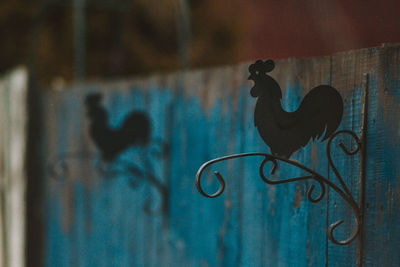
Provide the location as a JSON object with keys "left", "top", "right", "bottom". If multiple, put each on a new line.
{"left": 249, "top": 60, "right": 343, "bottom": 158}
{"left": 85, "top": 93, "right": 150, "bottom": 161}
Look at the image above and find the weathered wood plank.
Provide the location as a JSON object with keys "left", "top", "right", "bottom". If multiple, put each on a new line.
{"left": 328, "top": 47, "right": 373, "bottom": 266}
{"left": 0, "top": 68, "right": 28, "bottom": 267}
{"left": 362, "top": 45, "right": 400, "bottom": 266}
{"left": 219, "top": 65, "right": 248, "bottom": 267}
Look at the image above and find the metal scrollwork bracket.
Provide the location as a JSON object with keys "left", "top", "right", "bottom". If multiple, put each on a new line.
{"left": 195, "top": 59, "right": 367, "bottom": 246}
{"left": 195, "top": 130, "right": 363, "bottom": 245}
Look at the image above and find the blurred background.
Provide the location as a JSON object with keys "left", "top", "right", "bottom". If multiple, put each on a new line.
{"left": 1, "top": 1, "right": 400, "bottom": 267}
{"left": 2, "top": 0, "right": 400, "bottom": 87}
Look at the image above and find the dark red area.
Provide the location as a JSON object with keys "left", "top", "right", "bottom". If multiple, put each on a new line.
{"left": 239, "top": 0, "right": 400, "bottom": 60}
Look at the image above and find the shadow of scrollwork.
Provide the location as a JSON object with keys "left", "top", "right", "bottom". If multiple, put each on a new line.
{"left": 47, "top": 143, "right": 169, "bottom": 220}
{"left": 195, "top": 130, "right": 362, "bottom": 246}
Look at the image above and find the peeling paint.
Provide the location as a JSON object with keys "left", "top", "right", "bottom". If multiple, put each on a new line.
{"left": 41, "top": 45, "right": 400, "bottom": 266}
{"left": 293, "top": 189, "right": 302, "bottom": 209}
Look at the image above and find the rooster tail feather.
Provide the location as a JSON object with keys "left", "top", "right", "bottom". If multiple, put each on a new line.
{"left": 298, "top": 85, "right": 344, "bottom": 143}
{"left": 321, "top": 92, "right": 343, "bottom": 141}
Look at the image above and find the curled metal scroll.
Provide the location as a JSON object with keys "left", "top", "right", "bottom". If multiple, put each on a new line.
{"left": 195, "top": 130, "right": 362, "bottom": 245}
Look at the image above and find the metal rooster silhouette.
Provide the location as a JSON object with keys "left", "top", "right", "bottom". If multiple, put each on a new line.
{"left": 195, "top": 59, "right": 364, "bottom": 246}
{"left": 248, "top": 59, "right": 343, "bottom": 157}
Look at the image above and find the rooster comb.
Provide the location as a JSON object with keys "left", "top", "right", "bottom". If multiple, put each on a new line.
{"left": 249, "top": 59, "right": 275, "bottom": 74}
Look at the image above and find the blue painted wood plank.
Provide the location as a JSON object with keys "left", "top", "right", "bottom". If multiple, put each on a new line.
{"left": 302, "top": 58, "right": 331, "bottom": 267}
{"left": 143, "top": 82, "right": 174, "bottom": 267}
{"left": 219, "top": 84, "right": 248, "bottom": 267}
{"left": 239, "top": 76, "right": 267, "bottom": 267}
{"left": 327, "top": 48, "right": 373, "bottom": 267}
{"left": 103, "top": 88, "right": 147, "bottom": 267}
{"left": 362, "top": 46, "right": 400, "bottom": 266}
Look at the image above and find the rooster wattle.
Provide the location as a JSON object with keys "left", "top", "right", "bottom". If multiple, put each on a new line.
{"left": 248, "top": 60, "right": 343, "bottom": 158}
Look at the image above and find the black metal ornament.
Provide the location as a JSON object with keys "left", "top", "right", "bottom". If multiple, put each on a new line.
{"left": 249, "top": 60, "right": 343, "bottom": 158}
{"left": 195, "top": 59, "right": 363, "bottom": 246}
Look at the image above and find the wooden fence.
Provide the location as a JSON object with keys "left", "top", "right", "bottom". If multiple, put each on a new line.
{"left": 0, "top": 67, "right": 28, "bottom": 267}
{"left": 35, "top": 44, "right": 400, "bottom": 266}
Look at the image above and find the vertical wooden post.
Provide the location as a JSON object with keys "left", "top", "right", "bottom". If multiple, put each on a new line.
{"left": 0, "top": 68, "right": 28, "bottom": 267}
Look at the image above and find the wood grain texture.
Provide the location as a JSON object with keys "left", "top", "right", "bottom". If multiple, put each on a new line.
{"left": 328, "top": 46, "right": 371, "bottom": 267}
{"left": 39, "top": 45, "right": 400, "bottom": 266}
{"left": 361, "top": 45, "right": 400, "bottom": 267}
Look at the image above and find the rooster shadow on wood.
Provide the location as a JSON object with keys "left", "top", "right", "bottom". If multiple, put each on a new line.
{"left": 85, "top": 93, "right": 153, "bottom": 161}
{"left": 84, "top": 92, "right": 168, "bottom": 217}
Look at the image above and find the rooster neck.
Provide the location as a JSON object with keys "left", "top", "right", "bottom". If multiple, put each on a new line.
{"left": 254, "top": 94, "right": 279, "bottom": 123}
{"left": 256, "top": 93, "right": 284, "bottom": 114}
{"left": 254, "top": 93, "right": 295, "bottom": 132}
